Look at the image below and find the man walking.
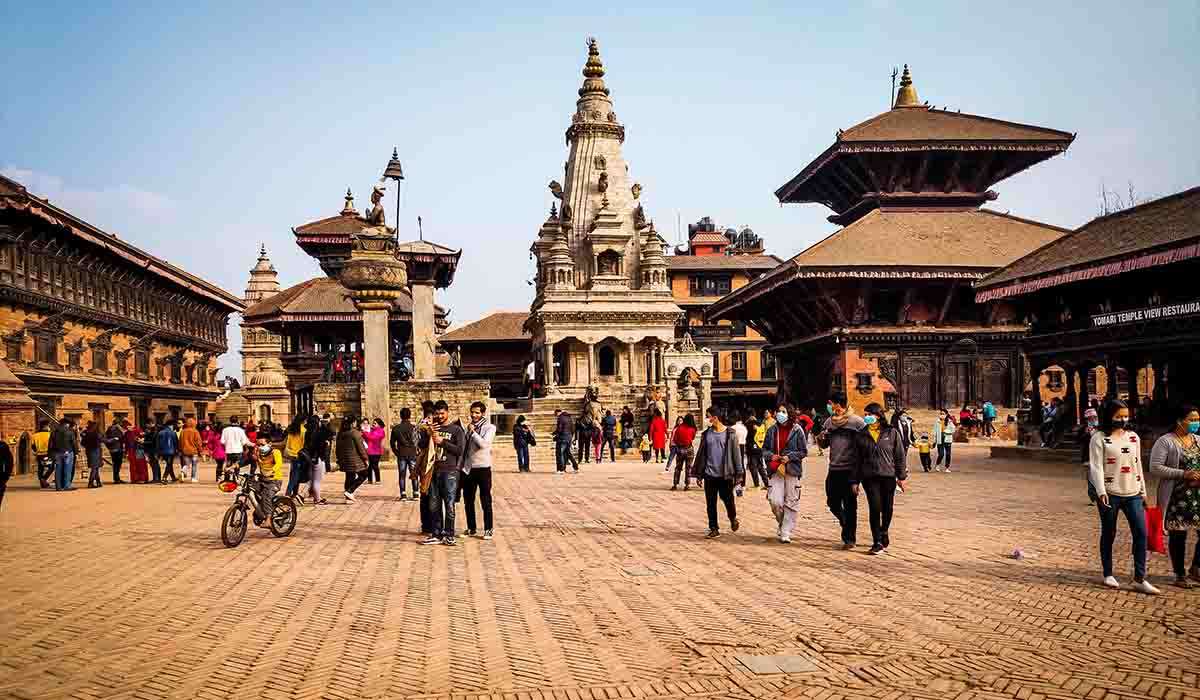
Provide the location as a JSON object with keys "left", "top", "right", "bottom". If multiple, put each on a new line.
{"left": 156, "top": 420, "right": 180, "bottom": 483}
{"left": 421, "top": 400, "right": 466, "bottom": 546}
{"left": 818, "top": 392, "right": 865, "bottom": 549}
{"left": 390, "top": 407, "right": 420, "bottom": 501}
{"left": 731, "top": 412, "right": 749, "bottom": 496}
{"left": 461, "top": 401, "right": 496, "bottom": 539}
{"left": 762, "top": 405, "right": 808, "bottom": 544}
{"left": 105, "top": 420, "right": 126, "bottom": 483}
{"left": 600, "top": 410, "right": 617, "bottom": 462}
{"left": 554, "top": 409, "right": 579, "bottom": 474}
{"left": 981, "top": 400, "right": 997, "bottom": 438}
{"left": 691, "top": 406, "right": 743, "bottom": 539}
{"left": 49, "top": 418, "right": 79, "bottom": 491}
{"left": 220, "top": 418, "right": 250, "bottom": 476}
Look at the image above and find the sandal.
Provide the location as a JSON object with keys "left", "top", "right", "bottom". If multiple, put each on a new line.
{"left": 1174, "top": 576, "right": 1194, "bottom": 589}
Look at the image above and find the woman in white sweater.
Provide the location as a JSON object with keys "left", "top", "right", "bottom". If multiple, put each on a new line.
{"left": 1088, "top": 400, "right": 1159, "bottom": 594}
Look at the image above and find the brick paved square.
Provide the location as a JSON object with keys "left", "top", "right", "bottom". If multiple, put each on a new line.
{"left": 0, "top": 445, "right": 1194, "bottom": 700}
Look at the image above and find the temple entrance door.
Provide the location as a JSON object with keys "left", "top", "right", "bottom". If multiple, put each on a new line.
{"left": 945, "top": 361, "right": 970, "bottom": 409}
{"left": 902, "top": 356, "right": 933, "bottom": 409}
{"left": 598, "top": 345, "right": 616, "bottom": 377}
{"left": 553, "top": 342, "right": 569, "bottom": 386}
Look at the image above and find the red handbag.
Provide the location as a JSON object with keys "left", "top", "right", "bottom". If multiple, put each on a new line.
{"left": 1145, "top": 505, "right": 1166, "bottom": 555}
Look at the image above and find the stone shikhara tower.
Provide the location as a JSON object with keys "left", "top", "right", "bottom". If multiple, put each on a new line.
{"left": 528, "top": 39, "right": 682, "bottom": 392}
{"left": 238, "top": 245, "right": 289, "bottom": 423}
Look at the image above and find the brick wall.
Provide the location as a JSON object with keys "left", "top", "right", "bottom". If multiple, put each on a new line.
{"left": 313, "top": 380, "right": 491, "bottom": 425}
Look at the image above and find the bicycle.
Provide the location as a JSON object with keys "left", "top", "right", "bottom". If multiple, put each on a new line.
{"left": 219, "top": 466, "right": 297, "bottom": 548}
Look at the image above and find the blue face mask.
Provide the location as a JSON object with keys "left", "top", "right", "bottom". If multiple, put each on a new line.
{"left": 1188, "top": 421, "right": 1200, "bottom": 434}
{"left": 826, "top": 403, "right": 834, "bottom": 415}
{"left": 863, "top": 415, "right": 878, "bottom": 426}
{"left": 775, "top": 411, "right": 789, "bottom": 424}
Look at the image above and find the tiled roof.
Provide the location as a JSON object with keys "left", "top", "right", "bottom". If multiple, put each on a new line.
{"left": 666, "top": 254, "right": 783, "bottom": 271}
{"left": 396, "top": 240, "right": 460, "bottom": 256}
{"left": 977, "top": 186, "right": 1200, "bottom": 294}
{"left": 840, "top": 106, "right": 1073, "bottom": 143}
{"left": 689, "top": 232, "right": 730, "bottom": 246}
{"left": 293, "top": 213, "right": 368, "bottom": 235}
{"left": 785, "top": 208, "right": 1067, "bottom": 269}
{"left": 439, "top": 311, "right": 531, "bottom": 344}
{"left": 242, "top": 277, "right": 446, "bottom": 323}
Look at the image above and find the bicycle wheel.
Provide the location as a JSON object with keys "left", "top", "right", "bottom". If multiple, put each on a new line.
{"left": 269, "top": 496, "right": 297, "bottom": 538}
{"left": 221, "top": 504, "right": 248, "bottom": 548}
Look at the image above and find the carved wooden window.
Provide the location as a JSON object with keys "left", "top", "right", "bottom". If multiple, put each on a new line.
{"left": 115, "top": 350, "right": 129, "bottom": 376}
{"left": 761, "top": 351, "right": 777, "bottom": 380}
{"left": 3, "top": 334, "right": 23, "bottom": 364}
{"left": 688, "top": 274, "right": 731, "bottom": 297}
{"left": 135, "top": 349, "right": 150, "bottom": 377}
{"left": 92, "top": 346, "right": 109, "bottom": 372}
{"left": 855, "top": 372, "right": 875, "bottom": 394}
{"left": 66, "top": 342, "right": 84, "bottom": 372}
{"left": 170, "top": 360, "right": 182, "bottom": 384}
{"left": 34, "top": 335, "right": 58, "bottom": 366}
{"left": 185, "top": 363, "right": 195, "bottom": 384}
{"left": 731, "top": 351, "right": 747, "bottom": 381}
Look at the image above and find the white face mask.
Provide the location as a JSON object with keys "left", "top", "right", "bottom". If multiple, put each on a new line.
{"left": 258, "top": 444, "right": 271, "bottom": 455}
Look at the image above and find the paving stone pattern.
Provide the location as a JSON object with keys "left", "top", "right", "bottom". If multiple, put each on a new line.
{"left": 0, "top": 445, "right": 1195, "bottom": 700}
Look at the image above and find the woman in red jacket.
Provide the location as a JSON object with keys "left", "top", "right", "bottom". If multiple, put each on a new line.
{"left": 648, "top": 409, "right": 668, "bottom": 464}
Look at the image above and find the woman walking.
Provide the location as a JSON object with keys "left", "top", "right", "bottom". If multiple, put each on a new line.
{"left": 283, "top": 415, "right": 308, "bottom": 501}
{"left": 336, "top": 416, "right": 369, "bottom": 503}
{"left": 1088, "top": 400, "right": 1158, "bottom": 594}
{"left": 302, "top": 414, "right": 327, "bottom": 505}
{"left": 125, "top": 421, "right": 148, "bottom": 484}
{"left": 364, "top": 418, "right": 386, "bottom": 484}
{"left": 82, "top": 421, "right": 103, "bottom": 488}
{"left": 1149, "top": 403, "right": 1200, "bottom": 588}
{"left": 670, "top": 414, "right": 698, "bottom": 491}
{"left": 932, "top": 409, "right": 956, "bottom": 472}
{"left": 648, "top": 409, "right": 668, "bottom": 464}
{"left": 512, "top": 416, "right": 535, "bottom": 473}
{"left": 855, "top": 403, "right": 908, "bottom": 555}
{"left": 207, "top": 421, "right": 226, "bottom": 481}
{"left": 664, "top": 417, "right": 684, "bottom": 474}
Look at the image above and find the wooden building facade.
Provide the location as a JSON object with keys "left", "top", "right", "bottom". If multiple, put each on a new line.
{"left": 0, "top": 174, "right": 243, "bottom": 446}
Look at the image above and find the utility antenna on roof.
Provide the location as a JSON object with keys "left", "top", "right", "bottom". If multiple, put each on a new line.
{"left": 417, "top": 216, "right": 424, "bottom": 241}
{"left": 890, "top": 66, "right": 898, "bottom": 108}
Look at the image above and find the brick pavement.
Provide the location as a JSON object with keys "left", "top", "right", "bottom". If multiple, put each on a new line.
{"left": 0, "top": 444, "right": 1195, "bottom": 700}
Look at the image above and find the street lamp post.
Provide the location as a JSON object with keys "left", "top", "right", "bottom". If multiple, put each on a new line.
{"left": 381, "top": 147, "right": 404, "bottom": 238}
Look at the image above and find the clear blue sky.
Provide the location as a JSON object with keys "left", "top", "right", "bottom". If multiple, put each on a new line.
{"left": 3, "top": 1, "right": 1197, "bottom": 378}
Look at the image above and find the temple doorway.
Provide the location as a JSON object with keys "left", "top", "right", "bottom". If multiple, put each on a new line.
{"left": 598, "top": 345, "right": 617, "bottom": 377}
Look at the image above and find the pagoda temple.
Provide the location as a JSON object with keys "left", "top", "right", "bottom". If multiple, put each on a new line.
{"left": 708, "top": 66, "right": 1074, "bottom": 413}
{"left": 527, "top": 39, "right": 682, "bottom": 393}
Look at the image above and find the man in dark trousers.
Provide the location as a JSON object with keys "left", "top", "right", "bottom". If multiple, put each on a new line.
{"left": 49, "top": 418, "right": 79, "bottom": 491}
{"left": 818, "top": 392, "right": 866, "bottom": 550}
{"left": 691, "top": 406, "right": 744, "bottom": 539}
{"left": 420, "top": 400, "right": 466, "bottom": 546}
{"left": 554, "top": 409, "right": 579, "bottom": 474}
{"left": 390, "top": 407, "right": 420, "bottom": 501}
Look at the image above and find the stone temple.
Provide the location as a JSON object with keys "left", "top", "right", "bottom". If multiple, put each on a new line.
{"left": 527, "top": 39, "right": 684, "bottom": 396}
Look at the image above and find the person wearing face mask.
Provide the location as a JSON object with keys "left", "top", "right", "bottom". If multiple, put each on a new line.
{"left": 1088, "top": 400, "right": 1158, "bottom": 594}
{"left": 854, "top": 403, "right": 908, "bottom": 555}
{"left": 460, "top": 401, "right": 496, "bottom": 540}
{"left": 932, "top": 409, "right": 956, "bottom": 473}
{"left": 1150, "top": 403, "right": 1200, "bottom": 588}
{"left": 252, "top": 435, "right": 285, "bottom": 522}
{"left": 690, "top": 406, "right": 744, "bottom": 539}
{"left": 818, "top": 392, "right": 866, "bottom": 550}
{"left": 762, "top": 405, "right": 808, "bottom": 544}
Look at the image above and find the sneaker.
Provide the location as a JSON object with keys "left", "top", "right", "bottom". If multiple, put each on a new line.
{"left": 192, "top": 477, "right": 199, "bottom": 483}
{"left": 683, "top": 485, "right": 690, "bottom": 491}
{"left": 443, "top": 537, "right": 457, "bottom": 546}
{"left": 316, "top": 498, "right": 328, "bottom": 505}
{"left": 465, "top": 530, "right": 477, "bottom": 538}
{"left": 944, "top": 468, "right": 952, "bottom": 473}
{"left": 779, "top": 535, "right": 791, "bottom": 544}
{"left": 555, "top": 471, "right": 564, "bottom": 476}
{"left": 1131, "top": 579, "right": 1160, "bottom": 595}
{"left": 1102, "top": 576, "right": 1120, "bottom": 589}
{"left": 731, "top": 518, "right": 740, "bottom": 532}
{"left": 841, "top": 542, "right": 855, "bottom": 551}
{"left": 483, "top": 529, "right": 493, "bottom": 541}
{"left": 735, "top": 486, "right": 744, "bottom": 497}
{"left": 670, "top": 485, "right": 678, "bottom": 491}
{"left": 706, "top": 529, "right": 721, "bottom": 539}
{"left": 868, "top": 544, "right": 884, "bottom": 555}
{"left": 344, "top": 491, "right": 355, "bottom": 503}
{"left": 294, "top": 493, "right": 306, "bottom": 505}
{"left": 421, "top": 535, "right": 441, "bottom": 545}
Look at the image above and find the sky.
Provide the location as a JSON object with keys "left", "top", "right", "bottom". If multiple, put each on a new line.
{"left": 2, "top": 1, "right": 1197, "bottom": 379}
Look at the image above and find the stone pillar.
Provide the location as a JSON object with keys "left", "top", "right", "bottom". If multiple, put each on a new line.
{"left": 542, "top": 342, "right": 556, "bottom": 391}
{"left": 410, "top": 280, "right": 436, "bottom": 381}
{"left": 585, "top": 343, "right": 595, "bottom": 385}
{"left": 360, "top": 305, "right": 391, "bottom": 422}
{"left": 627, "top": 341, "right": 637, "bottom": 386}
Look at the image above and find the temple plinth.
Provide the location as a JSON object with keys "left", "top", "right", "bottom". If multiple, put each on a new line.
{"left": 395, "top": 241, "right": 461, "bottom": 380}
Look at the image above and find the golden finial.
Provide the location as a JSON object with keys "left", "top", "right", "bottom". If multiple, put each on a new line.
{"left": 341, "top": 188, "right": 356, "bottom": 216}
{"left": 579, "top": 37, "right": 611, "bottom": 98}
{"left": 893, "top": 64, "right": 920, "bottom": 108}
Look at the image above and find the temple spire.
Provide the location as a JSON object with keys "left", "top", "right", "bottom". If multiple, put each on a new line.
{"left": 578, "top": 37, "right": 610, "bottom": 98}
{"left": 340, "top": 188, "right": 357, "bottom": 216}
{"left": 893, "top": 64, "right": 920, "bottom": 108}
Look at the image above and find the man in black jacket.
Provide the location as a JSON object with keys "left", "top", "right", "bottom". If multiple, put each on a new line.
{"left": 49, "top": 419, "right": 79, "bottom": 491}
{"left": 554, "top": 409, "right": 579, "bottom": 474}
{"left": 421, "top": 400, "right": 466, "bottom": 546}
{"left": 818, "top": 392, "right": 866, "bottom": 549}
{"left": 390, "top": 407, "right": 420, "bottom": 501}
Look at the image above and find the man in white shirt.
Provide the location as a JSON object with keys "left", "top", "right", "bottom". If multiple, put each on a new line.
{"left": 731, "top": 414, "right": 749, "bottom": 496}
{"left": 525, "top": 360, "right": 536, "bottom": 398}
{"left": 220, "top": 417, "right": 250, "bottom": 468}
